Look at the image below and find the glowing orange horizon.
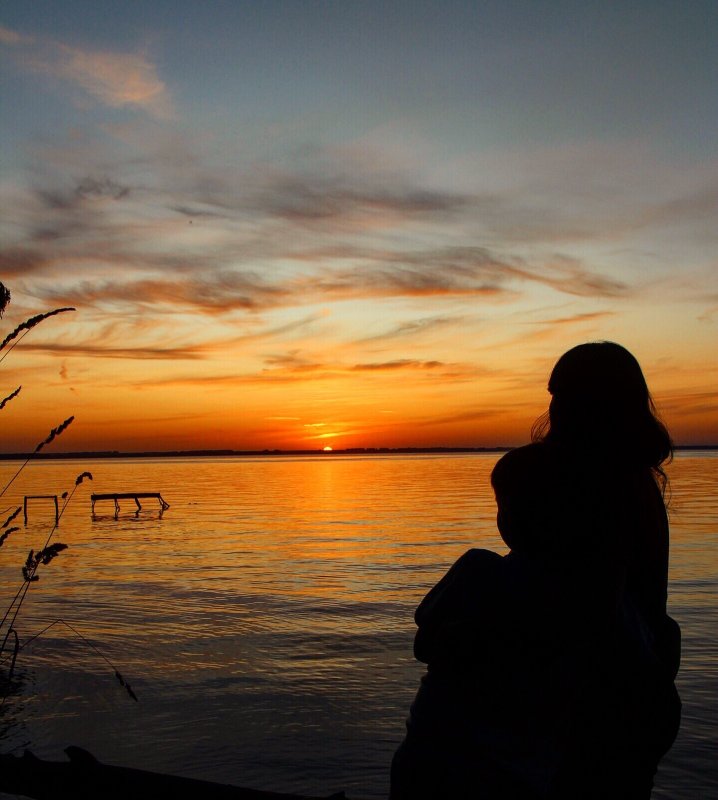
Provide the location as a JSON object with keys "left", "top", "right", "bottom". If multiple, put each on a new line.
{"left": 1, "top": 285, "right": 715, "bottom": 455}
{"left": 0, "top": 366, "right": 714, "bottom": 455}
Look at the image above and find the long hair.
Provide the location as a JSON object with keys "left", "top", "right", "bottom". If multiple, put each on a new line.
{"left": 531, "top": 342, "right": 673, "bottom": 491}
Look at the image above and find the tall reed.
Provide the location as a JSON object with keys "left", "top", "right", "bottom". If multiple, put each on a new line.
{"left": 0, "top": 281, "right": 137, "bottom": 704}
{"left": 0, "top": 281, "right": 80, "bottom": 665}
{"left": 0, "top": 470, "right": 93, "bottom": 658}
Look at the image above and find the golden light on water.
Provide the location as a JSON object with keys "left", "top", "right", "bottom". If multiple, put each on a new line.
{"left": 0, "top": 453, "right": 714, "bottom": 797}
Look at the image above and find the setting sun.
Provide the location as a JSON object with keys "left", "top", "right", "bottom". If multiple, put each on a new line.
{"left": 323, "top": 446, "right": 333, "bottom": 452}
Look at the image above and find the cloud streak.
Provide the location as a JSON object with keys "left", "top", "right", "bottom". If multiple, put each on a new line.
{"left": 358, "top": 315, "right": 459, "bottom": 343}
{"left": 298, "top": 247, "right": 628, "bottom": 301}
{"left": 537, "top": 311, "right": 616, "bottom": 326}
{"left": 126, "top": 354, "right": 481, "bottom": 390}
{"left": 17, "top": 341, "right": 205, "bottom": 360}
{"left": 251, "top": 168, "right": 472, "bottom": 227}
{"left": 34, "top": 275, "right": 288, "bottom": 313}
{"left": 0, "top": 24, "right": 31, "bottom": 45}
{"left": 351, "top": 359, "right": 444, "bottom": 371}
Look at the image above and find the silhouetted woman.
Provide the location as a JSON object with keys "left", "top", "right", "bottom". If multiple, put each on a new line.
{"left": 390, "top": 341, "right": 680, "bottom": 799}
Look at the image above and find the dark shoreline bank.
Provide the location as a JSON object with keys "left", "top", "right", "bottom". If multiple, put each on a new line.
{"left": 0, "top": 445, "right": 715, "bottom": 460}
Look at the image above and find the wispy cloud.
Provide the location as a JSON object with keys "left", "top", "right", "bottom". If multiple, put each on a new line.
{"left": 263, "top": 350, "right": 316, "bottom": 368}
{"left": 358, "top": 315, "right": 459, "bottom": 343}
{"left": 351, "top": 359, "right": 444, "bottom": 371}
{"left": 15, "top": 233, "right": 626, "bottom": 315}
{"left": 697, "top": 305, "right": 718, "bottom": 323}
{"left": 633, "top": 182, "right": 718, "bottom": 234}
{"left": 250, "top": 167, "right": 472, "bottom": 227}
{"left": 417, "top": 407, "right": 507, "bottom": 426}
{"left": 534, "top": 311, "right": 616, "bottom": 326}
{"left": 17, "top": 341, "right": 205, "bottom": 360}
{"left": 290, "top": 246, "right": 627, "bottom": 303}
{"left": 1, "top": 25, "right": 172, "bottom": 117}
{"left": 11, "top": 313, "right": 326, "bottom": 366}
{"left": 0, "top": 24, "right": 32, "bottom": 45}
{"left": 660, "top": 389, "right": 718, "bottom": 417}
{"left": 34, "top": 275, "right": 288, "bottom": 313}
{"left": 127, "top": 353, "right": 480, "bottom": 390}
{"left": 56, "top": 45, "right": 171, "bottom": 116}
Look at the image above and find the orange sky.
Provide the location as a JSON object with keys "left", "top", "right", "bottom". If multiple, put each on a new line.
{"left": 0, "top": 294, "right": 715, "bottom": 453}
{"left": 1, "top": 5, "right": 716, "bottom": 451}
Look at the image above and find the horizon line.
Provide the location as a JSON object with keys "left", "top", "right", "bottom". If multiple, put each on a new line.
{"left": 0, "top": 444, "right": 716, "bottom": 460}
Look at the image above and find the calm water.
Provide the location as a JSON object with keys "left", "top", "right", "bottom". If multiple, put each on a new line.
{"left": 0, "top": 452, "right": 716, "bottom": 798}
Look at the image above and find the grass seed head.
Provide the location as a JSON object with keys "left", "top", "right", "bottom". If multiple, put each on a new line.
{"left": 0, "top": 307, "right": 75, "bottom": 352}
{"left": 0, "top": 386, "right": 21, "bottom": 411}
{"left": 2, "top": 507, "right": 21, "bottom": 528}
{"left": 37, "top": 543, "right": 69, "bottom": 564}
{"left": 0, "top": 282, "right": 10, "bottom": 316}
{"left": 35, "top": 416, "right": 75, "bottom": 453}
{"left": 0, "top": 526, "right": 19, "bottom": 547}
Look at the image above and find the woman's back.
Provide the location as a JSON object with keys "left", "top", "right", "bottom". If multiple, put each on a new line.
{"left": 529, "top": 341, "right": 680, "bottom": 798}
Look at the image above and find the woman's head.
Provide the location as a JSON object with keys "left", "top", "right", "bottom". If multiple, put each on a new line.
{"left": 532, "top": 341, "right": 672, "bottom": 477}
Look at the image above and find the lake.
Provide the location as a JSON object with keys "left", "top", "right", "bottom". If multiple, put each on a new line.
{"left": 0, "top": 452, "right": 716, "bottom": 798}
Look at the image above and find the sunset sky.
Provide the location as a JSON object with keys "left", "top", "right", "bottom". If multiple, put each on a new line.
{"left": 1, "top": 1, "right": 716, "bottom": 452}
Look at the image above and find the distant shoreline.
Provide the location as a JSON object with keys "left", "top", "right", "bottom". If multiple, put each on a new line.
{"left": 0, "top": 446, "right": 509, "bottom": 460}
{"left": 0, "top": 445, "right": 715, "bottom": 460}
